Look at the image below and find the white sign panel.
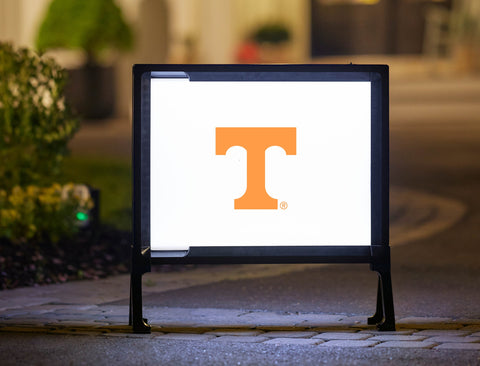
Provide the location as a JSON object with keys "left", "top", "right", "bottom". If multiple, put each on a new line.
{"left": 150, "top": 79, "right": 371, "bottom": 251}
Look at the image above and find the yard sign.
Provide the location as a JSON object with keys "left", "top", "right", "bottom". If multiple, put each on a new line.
{"left": 130, "top": 64, "right": 394, "bottom": 333}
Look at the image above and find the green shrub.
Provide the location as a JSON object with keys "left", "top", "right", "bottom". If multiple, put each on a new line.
{"left": 0, "top": 43, "right": 85, "bottom": 244}
{"left": 36, "top": 0, "right": 133, "bottom": 64}
{"left": 0, "top": 183, "right": 93, "bottom": 244}
{"left": 0, "top": 42, "right": 79, "bottom": 189}
{"left": 252, "top": 23, "right": 291, "bottom": 45}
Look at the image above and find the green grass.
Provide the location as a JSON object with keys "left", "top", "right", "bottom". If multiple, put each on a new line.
{"left": 59, "top": 156, "right": 132, "bottom": 230}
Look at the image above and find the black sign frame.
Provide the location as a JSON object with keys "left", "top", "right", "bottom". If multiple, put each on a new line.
{"left": 130, "top": 64, "right": 394, "bottom": 333}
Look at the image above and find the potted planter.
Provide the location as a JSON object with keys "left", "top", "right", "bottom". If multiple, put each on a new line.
{"left": 36, "top": 0, "right": 133, "bottom": 119}
{"left": 253, "top": 22, "right": 292, "bottom": 63}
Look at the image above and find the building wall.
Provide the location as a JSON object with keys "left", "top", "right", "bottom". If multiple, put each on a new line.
{"left": 0, "top": 0, "right": 50, "bottom": 47}
{"left": 311, "top": 1, "right": 390, "bottom": 56}
{"left": 0, "top": 0, "right": 310, "bottom": 118}
{"left": 310, "top": 0, "right": 449, "bottom": 56}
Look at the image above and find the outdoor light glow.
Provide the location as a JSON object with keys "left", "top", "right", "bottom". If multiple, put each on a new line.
{"left": 76, "top": 212, "right": 89, "bottom": 221}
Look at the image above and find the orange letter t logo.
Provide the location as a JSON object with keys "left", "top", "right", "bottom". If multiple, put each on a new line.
{"left": 216, "top": 127, "right": 296, "bottom": 209}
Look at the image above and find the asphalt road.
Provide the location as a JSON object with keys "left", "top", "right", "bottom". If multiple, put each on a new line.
{"left": 1, "top": 334, "right": 478, "bottom": 366}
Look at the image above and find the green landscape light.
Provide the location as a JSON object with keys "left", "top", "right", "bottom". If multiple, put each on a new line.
{"left": 76, "top": 212, "right": 89, "bottom": 221}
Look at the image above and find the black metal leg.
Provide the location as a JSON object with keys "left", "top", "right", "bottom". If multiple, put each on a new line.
{"left": 130, "top": 270, "right": 151, "bottom": 333}
{"left": 369, "top": 245, "right": 396, "bottom": 331}
{"left": 368, "top": 269, "right": 395, "bottom": 331}
{"left": 376, "top": 269, "right": 395, "bottom": 331}
{"left": 368, "top": 277, "right": 384, "bottom": 325}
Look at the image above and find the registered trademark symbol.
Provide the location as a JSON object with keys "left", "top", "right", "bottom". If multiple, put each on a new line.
{"left": 280, "top": 201, "right": 288, "bottom": 210}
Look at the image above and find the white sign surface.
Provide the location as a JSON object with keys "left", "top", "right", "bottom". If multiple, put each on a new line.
{"left": 150, "top": 79, "right": 371, "bottom": 251}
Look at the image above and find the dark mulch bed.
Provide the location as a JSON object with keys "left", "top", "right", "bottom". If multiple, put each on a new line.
{"left": 0, "top": 226, "right": 131, "bottom": 290}
{"left": 0, "top": 226, "right": 195, "bottom": 290}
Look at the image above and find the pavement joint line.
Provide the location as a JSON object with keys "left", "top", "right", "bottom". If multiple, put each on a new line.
{"left": 428, "top": 336, "right": 480, "bottom": 343}
{"left": 212, "top": 336, "right": 269, "bottom": 343}
{"left": 262, "top": 331, "right": 318, "bottom": 338}
{"left": 368, "top": 335, "right": 429, "bottom": 342}
{"left": 319, "top": 340, "right": 380, "bottom": 348}
{"left": 375, "top": 341, "right": 438, "bottom": 349}
{"left": 205, "top": 329, "right": 265, "bottom": 336}
{"left": 358, "top": 329, "right": 417, "bottom": 335}
{"left": 434, "top": 343, "right": 480, "bottom": 350}
{"left": 313, "top": 332, "right": 373, "bottom": 341}
{"left": 156, "top": 333, "right": 217, "bottom": 341}
{"left": 264, "top": 338, "right": 324, "bottom": 346}
{"left": 413, "top": 329, "right": 474, "bottom": 336}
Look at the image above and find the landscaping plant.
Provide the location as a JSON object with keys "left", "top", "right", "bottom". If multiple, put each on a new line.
{"left": 0, "top": 42, "right": 78, "bottom": 188}
{"left": 0, "top": 42, "right": 88, "bottom": 244}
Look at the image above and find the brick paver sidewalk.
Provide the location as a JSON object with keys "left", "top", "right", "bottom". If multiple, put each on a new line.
{"left": 1, "top": 305, "right": 479, "bottom": 351}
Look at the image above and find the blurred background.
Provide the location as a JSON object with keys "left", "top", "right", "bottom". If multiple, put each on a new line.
{"left": 1, "top": 0, "right": 480, "bottom": 287}
{"left": 1, "top": 0, "right": 479, "bottom": 231}
{"left": 1, "top": 0, "right": 479, "bottom": 228}
{"left": 1, "top": 0, "right": 479, "bottom": 120}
